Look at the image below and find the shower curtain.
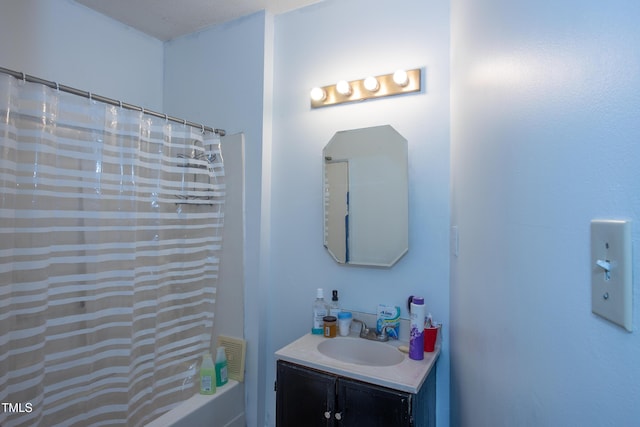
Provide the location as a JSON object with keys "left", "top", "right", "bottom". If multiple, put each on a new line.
{"left": 0, "top": 73, "right": 225, "bottom": 427}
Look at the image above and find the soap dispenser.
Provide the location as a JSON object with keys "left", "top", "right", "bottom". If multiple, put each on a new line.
{"left": 329, "top": 290, "right": 341, "bottom": 316}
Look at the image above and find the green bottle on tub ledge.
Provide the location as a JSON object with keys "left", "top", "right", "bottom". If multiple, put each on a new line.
{"left": 199, "top": 352, "right": 216, "bottom": 395}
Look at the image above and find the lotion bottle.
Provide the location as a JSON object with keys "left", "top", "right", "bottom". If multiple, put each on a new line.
{"left": 312, "top": 288, "right": 328, "bottom": 334}
{"left": 199, "top": 352, "right": 216, "bottom": 395}
{"left": 409, "top": 296, "right": 425, "bottom": 360}
{"left": 215, "top": 346, "right": 228, "bottom": 387}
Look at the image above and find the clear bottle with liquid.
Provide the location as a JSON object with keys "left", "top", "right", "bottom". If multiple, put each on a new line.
{"left": 181, "top": 362, "right": 198, "bottom": 400}
{"left": 312, "top": 288, "right": 328, "bottom": 334}
{"left": 199, "top": 352, "right": 216, "bottom": 395}
{"left": 215, "top": 346, "right": 228, "bottom": 387}
{"left": 329, "top": 290, "right": 341, "bottom": 316}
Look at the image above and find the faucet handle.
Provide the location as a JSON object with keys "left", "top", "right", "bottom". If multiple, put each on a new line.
{"left": 352, "top": 319, "right": 368, "bottom": 337}
{"left": 378, "top": 324, "right": 396, "bottom": 341}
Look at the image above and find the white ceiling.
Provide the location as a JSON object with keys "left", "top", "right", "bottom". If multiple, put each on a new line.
{"left": 75, "top": 0, "right": 323, "bottom": 41}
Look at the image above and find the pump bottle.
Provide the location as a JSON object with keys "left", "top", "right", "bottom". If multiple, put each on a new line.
{"left": 329, "top": 290, "right": 341, "bottom": 316}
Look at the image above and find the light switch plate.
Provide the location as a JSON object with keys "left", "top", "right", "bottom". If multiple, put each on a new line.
{"left": 590, "top": 220, "right": 632, "bottom": 331}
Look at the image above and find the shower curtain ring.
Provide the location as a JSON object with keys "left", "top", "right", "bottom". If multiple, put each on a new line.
{"left": 21, "top": 72, "right": 26, "bottom": 83}
{"left": 55, "top": 82, "right": 60, "bottom": 92}
{"left": 119, "top": 100, "right": 123, "bottom": 109}
{"left": 201, "top": 124, "right": 205, "bottom": 134}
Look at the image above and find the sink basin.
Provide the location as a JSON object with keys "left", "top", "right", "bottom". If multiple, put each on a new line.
{"left": 317, "top": 337, "right": 405, "bottom": 366}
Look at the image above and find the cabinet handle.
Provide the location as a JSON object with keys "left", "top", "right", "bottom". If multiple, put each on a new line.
{"left": 324, "top": 411, "right": 331, "bottom": 419}
{"left": 335, "top": 412, "right": 342, "bottom": 420}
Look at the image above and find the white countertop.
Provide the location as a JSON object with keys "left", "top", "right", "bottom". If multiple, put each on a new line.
{"left": 275, "top": 332, "right": 439, "bottom": 394}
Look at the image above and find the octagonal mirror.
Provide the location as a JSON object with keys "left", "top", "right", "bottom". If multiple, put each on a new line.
{"left": 323, "top": 125, "right": 408, "bottom": 267}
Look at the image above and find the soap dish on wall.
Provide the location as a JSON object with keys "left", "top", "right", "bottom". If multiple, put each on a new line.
{"left": 217, "top": 335, "right": 246, "bottom": 382}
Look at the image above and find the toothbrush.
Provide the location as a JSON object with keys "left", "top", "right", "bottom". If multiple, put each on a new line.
{"left": 425, "top": 313, "right": 433, "bottom": 328}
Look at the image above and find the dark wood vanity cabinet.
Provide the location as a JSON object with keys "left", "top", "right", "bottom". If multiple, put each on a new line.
{"left": 276, "top": 360, "right": 435, "bottom": 427}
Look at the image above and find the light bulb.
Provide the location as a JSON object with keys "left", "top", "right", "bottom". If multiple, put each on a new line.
{"left": 336, "top": 80, "right": 352, "bottom": 96}
{"left": 393, "top": 69, "right": 409, "bottom": 87}
{"left": 363, "top": 76, "right": 379, "bottom": 92}
{"left": 310, "top": 87, "right": 326, "bottom": 102}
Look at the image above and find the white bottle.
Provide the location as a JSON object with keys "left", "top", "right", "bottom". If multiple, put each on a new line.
{"left": 312, "top": 288, "right": 328, "bottom": 334}
{"left": 329, "top": 290, "right": 341, "bottom": 316}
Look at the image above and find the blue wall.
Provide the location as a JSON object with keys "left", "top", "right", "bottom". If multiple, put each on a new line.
{"left": 451, "top": 0, "right": 640, "bottom": 425}
{"left": 163, "top": 12, "right": 269, "bottom": 426}
{"left": 267, "top": 0, "right": 451, "bottom": 425}
{"left": 164, "top": 2, "right": 452, "bottom": 424}
{"left": 8, "top": 0, "right": 640, "bottom": 425}
{"left": 0, "top": 0, "right": 163, "bottom": 109}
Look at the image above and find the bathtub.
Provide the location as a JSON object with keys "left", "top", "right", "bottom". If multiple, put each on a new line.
{"left": 146, "top": 380, "right": 245, "bottom": 427}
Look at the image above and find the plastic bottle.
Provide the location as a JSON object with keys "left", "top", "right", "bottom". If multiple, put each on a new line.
{"left": 409, "top": 296, "right": 425, "bottom": 360}
{"left": 181, "top": 361, "right": 198, "bottom": 399}
{"left": 215, "top": 346, "right": 228, "bottom": 387}
{"left": 329, "top": 290, "right": 341, "bottom": 316}
{"left": 312, "top": 288, "right": 328, "bottom": 334}
{"left": 199, "top": 352, "right": 216, "bottom": 394}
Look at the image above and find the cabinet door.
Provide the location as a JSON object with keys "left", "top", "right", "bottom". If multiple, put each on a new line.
{"left": 337, "top": 377, "right": 412, "bottom": 427}
{"left": 276, "top": 361, "right": 337, "bottom": 427}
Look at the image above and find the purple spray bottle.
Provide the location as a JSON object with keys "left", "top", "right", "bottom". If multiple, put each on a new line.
{"left": 409, "top": 296, "right": 425, "bottom": 360}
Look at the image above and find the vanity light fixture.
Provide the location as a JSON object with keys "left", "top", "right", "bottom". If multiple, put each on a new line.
{"left": 310, "top": 68, "right": 421, "bottom": 108}
{"left": 335, "top": 80, "right": 352, "bottom": 96}
{"left": 392, "top": 69, "right": 409, "bottom": 87}
{"left": 363, "top": 76, "right": 380, "bottom": 92}
{"left": 310, "top": 87, "right": 327, "bottom": 102}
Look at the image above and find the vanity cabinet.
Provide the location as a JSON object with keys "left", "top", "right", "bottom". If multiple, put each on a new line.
{"left": 276, "top": 360, "right": 435, "bottom": 427}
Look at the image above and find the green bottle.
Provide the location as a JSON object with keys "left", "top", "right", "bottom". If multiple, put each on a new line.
{"left": 215, "top": 346, "right": 228, "bottom": 387}
{"left": 199, "top": 352, "right": 216, "bottom": 395}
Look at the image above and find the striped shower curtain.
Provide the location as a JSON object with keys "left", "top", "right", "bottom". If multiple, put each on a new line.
{"left": 0, "top": 74, "right": 225, "bottom": 426}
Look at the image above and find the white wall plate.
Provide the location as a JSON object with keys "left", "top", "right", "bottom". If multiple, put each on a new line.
{"left": 590, "top": 220, "right": 632, "bottom": 332}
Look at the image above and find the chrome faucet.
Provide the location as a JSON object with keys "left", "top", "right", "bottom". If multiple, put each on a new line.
{"left": 351, "top": 319, "right": 368, "bottom": 337}
{"left": 351, "top": 319, "right": 394, "bottom": 342}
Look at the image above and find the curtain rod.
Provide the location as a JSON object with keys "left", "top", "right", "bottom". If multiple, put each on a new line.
{"left": 0, "top": 67, "right": 226, "bottom": 137}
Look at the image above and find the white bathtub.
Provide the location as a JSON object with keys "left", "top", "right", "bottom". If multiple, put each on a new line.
{"left": 146, "top": 380, "right": 245, "bottom": 427}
